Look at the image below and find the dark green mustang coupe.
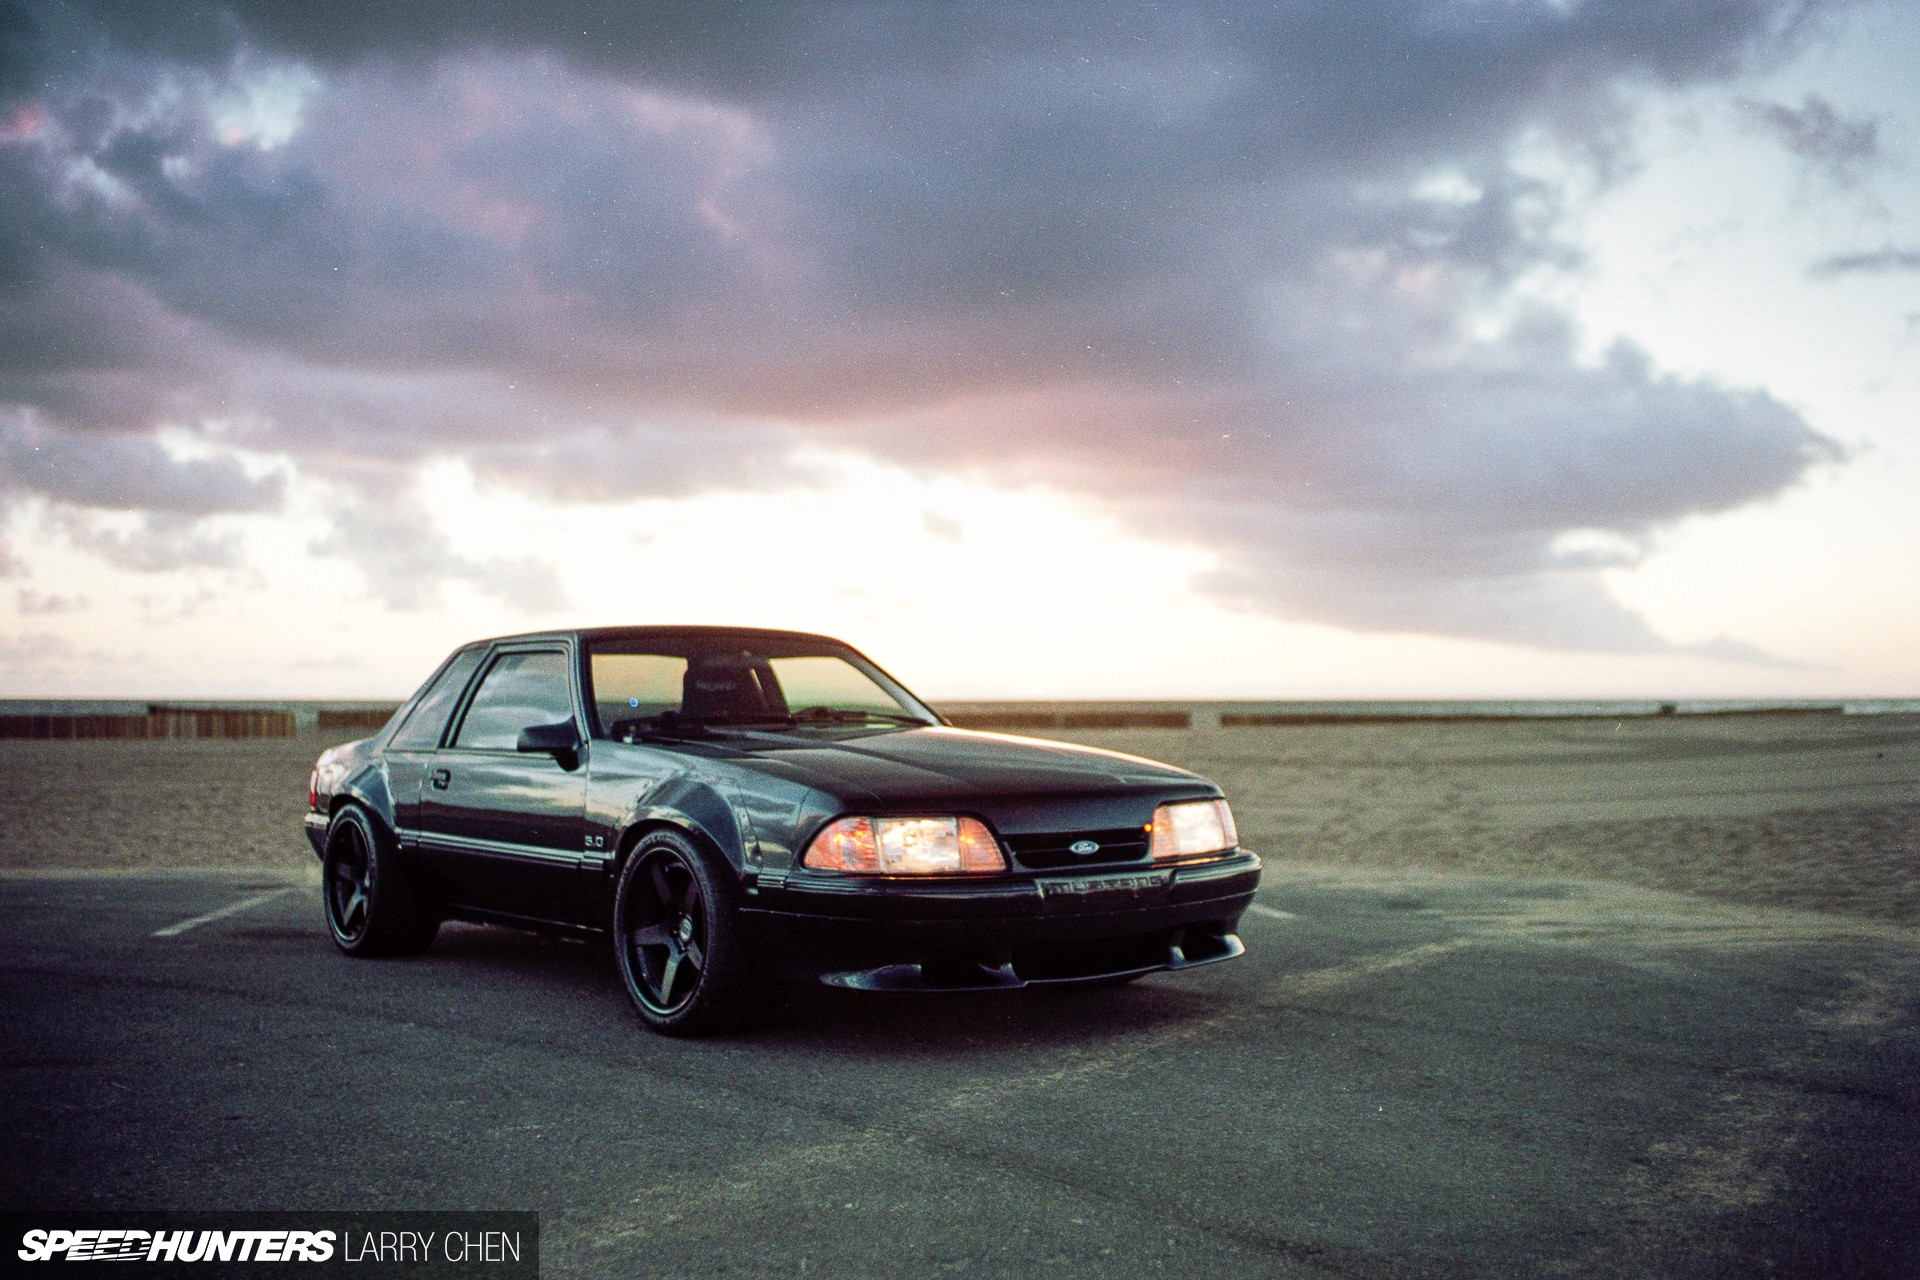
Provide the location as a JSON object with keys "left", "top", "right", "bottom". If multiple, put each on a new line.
{"left": 306, "top": 626, "right": 1260, "bottom": 1035}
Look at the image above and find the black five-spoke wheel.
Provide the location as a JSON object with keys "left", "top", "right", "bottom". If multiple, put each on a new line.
{"left": 614, "top": 829, "right": 757, "bottom": 1036}
{"left": 322, "top": 806, "right": 439, "bottom": 957}
{"left": 629, "top": 855, "right": 706, "bottom": 1012}
{"left": 326, "top": 817, "right": 373, "bottom": 943}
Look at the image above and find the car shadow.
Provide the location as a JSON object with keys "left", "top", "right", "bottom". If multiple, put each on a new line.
{"left": 748, "top": 975, "right": 1222, "bottom": 1054}
{"left": 411, "top": 922, "right": 1223, "bottom": 1054}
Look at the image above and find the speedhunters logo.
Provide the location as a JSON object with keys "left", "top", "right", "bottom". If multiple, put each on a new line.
{"left": 2, "top": 1214, "right": 536, "bottom": 1277}
{"left": 19, "top": 1229, "right": 338, "bottom": 1262}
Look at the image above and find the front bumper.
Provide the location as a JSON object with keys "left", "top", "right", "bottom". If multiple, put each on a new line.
{"left": 744, "top": 849, "right": 1260, "bottom": 988}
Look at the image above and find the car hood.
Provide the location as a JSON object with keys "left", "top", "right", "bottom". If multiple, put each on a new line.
{"left": 729, "top": 725, "right": 1215, "bottom": 812}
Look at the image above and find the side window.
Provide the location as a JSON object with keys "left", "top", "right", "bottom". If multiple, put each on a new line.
{"left": 452, "top": 650, "right": 575, "bottom": 751}
{"left": 387, "top": 648, "right": 485, "bottom": 751}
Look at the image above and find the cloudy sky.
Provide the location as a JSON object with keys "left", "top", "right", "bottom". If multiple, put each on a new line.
{"left": 1, "top": 0, "right": 1915, "bottom": 700}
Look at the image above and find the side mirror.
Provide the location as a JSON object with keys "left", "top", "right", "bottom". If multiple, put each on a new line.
{"left": 516, "top": 721, "right": 583, "bottom": 771}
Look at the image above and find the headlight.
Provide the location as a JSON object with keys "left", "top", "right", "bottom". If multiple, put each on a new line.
{"left": 802, "top": 816, "right": 1008, "bottom": 874}
{"left": 1149, "top": 799, "right": 1237, "bottom": 860}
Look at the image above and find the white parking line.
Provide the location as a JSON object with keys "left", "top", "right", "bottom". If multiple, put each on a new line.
{"left": 1247, "top": 903, "right": 1297, "bottom": 920}
{"left": 152, "top": 887, "right": 298, "bottom": 937}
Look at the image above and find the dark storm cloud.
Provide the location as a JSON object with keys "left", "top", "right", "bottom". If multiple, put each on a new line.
{"left": 1809, "top": 245, "right": 1920, "bottom": 277}
{"left": 0, "top": 412, "right": 284, "bottom": 513}
{"left": 0, "top": 0, "right": 1857, "bottom": 652}
{"left": 845, "top": 324, "right": 1838, "bottom": 648}
{"left": 54, "top": 508, "right": 244, "bottom": 571}
{"left": 21, "top": 0, "right": 1833, "bottom": 121}
{"left": 1738, "top": 92, "right": 1880, "bottom": 180}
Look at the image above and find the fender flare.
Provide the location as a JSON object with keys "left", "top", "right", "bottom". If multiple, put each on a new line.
{"left": 611, "top": 776, "right": 750, "bottom": 879}
{"left": 329, "top": 761, "right": 399, "bottom": 842}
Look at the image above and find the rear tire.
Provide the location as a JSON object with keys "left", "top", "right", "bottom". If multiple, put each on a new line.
{"left": 323, "top": 806, "right": 440, "bottom": 957}
{"left": 613, "top": 829, "right": 759, "bottom": 1036}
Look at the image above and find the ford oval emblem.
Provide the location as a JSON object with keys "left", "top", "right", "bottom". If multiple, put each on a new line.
{"left": 1069, "top": 839, "right": 1100, "bottom": 856}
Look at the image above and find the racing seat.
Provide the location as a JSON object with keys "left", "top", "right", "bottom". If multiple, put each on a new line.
{"left": 680, "top": 652, "right": 789, "bottom": 718}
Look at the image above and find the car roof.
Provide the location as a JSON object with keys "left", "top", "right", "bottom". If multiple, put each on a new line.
{"left": 462, "top": 625, "right": 858, "bottom": 649}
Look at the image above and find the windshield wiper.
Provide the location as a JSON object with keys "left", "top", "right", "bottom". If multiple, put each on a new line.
{"left": 613, "top": 707, "right": 930, "bottom": 741}
{"left": 613, "top": 710, "right": 795, "bottom": 739}
{"left": 665, "top": 710, "right": 796, "bottom": 726}
{"left": 792, "top": 707, "right": 932, "bottom": 726}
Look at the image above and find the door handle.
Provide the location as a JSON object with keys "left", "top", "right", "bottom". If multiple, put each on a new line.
{"left": 430, "top": 769, "right": 451, "bottom": 790}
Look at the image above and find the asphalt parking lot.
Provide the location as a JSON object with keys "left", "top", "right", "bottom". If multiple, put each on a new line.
{"left": 3, "top": 867, "right": 1917, "bottom": 1279}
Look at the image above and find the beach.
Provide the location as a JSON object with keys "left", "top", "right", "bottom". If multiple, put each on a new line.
{"left": 3, "top": 712, "right": 1917, "bottom": 926}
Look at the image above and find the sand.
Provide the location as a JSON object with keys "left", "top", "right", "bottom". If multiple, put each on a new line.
{"left": 0, "top": 732, "right": 345, "bottom": 873}
{"left": 1055, "top": 712, "right": 1920, "bottom": 926}
{"left": 3, "top": 713, "right": 1917, "bottom": 926}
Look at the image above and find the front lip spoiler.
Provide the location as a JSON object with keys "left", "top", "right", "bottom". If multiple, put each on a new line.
{"left": 819, "top": 929, "right": 1245, "bottom": 992}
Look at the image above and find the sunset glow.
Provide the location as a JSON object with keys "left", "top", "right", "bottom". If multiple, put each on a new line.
{"left": 2, "top": 1, "right": 1916, "bottom": 699}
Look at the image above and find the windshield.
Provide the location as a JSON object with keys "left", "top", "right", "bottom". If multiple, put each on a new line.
{"left": 585, "top": 637, "right": 937, "bottom": 739}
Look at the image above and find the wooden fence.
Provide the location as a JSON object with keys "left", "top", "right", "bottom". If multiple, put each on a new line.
{"left": 0, "top": 706, "right": 297, "bottom": 740}
{"left": 317, "top": 708, "right": 400, "bottom": 731}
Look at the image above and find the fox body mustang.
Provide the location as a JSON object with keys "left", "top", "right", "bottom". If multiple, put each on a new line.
{"left": 305, "top": 626, "right": 1261, "bottom": 1035}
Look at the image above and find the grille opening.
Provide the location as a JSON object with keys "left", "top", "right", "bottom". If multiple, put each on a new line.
{"left": 1005, "top": 826, "right": 1148, "bottom": 870}
{"left": 1171, "top": 925, "right": 1238, "bottom": 965}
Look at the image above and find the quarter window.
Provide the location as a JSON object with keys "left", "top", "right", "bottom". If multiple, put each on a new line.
{"left": 388, "top": 647, "right": 485, "bottom": 751}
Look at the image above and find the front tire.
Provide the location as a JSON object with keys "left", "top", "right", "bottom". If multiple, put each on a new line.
{"left": 614, "top": 829, "right": 758, "bottom": 1036}
{"left": 323, "top": 806, "right": 439, "bottom": 957}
